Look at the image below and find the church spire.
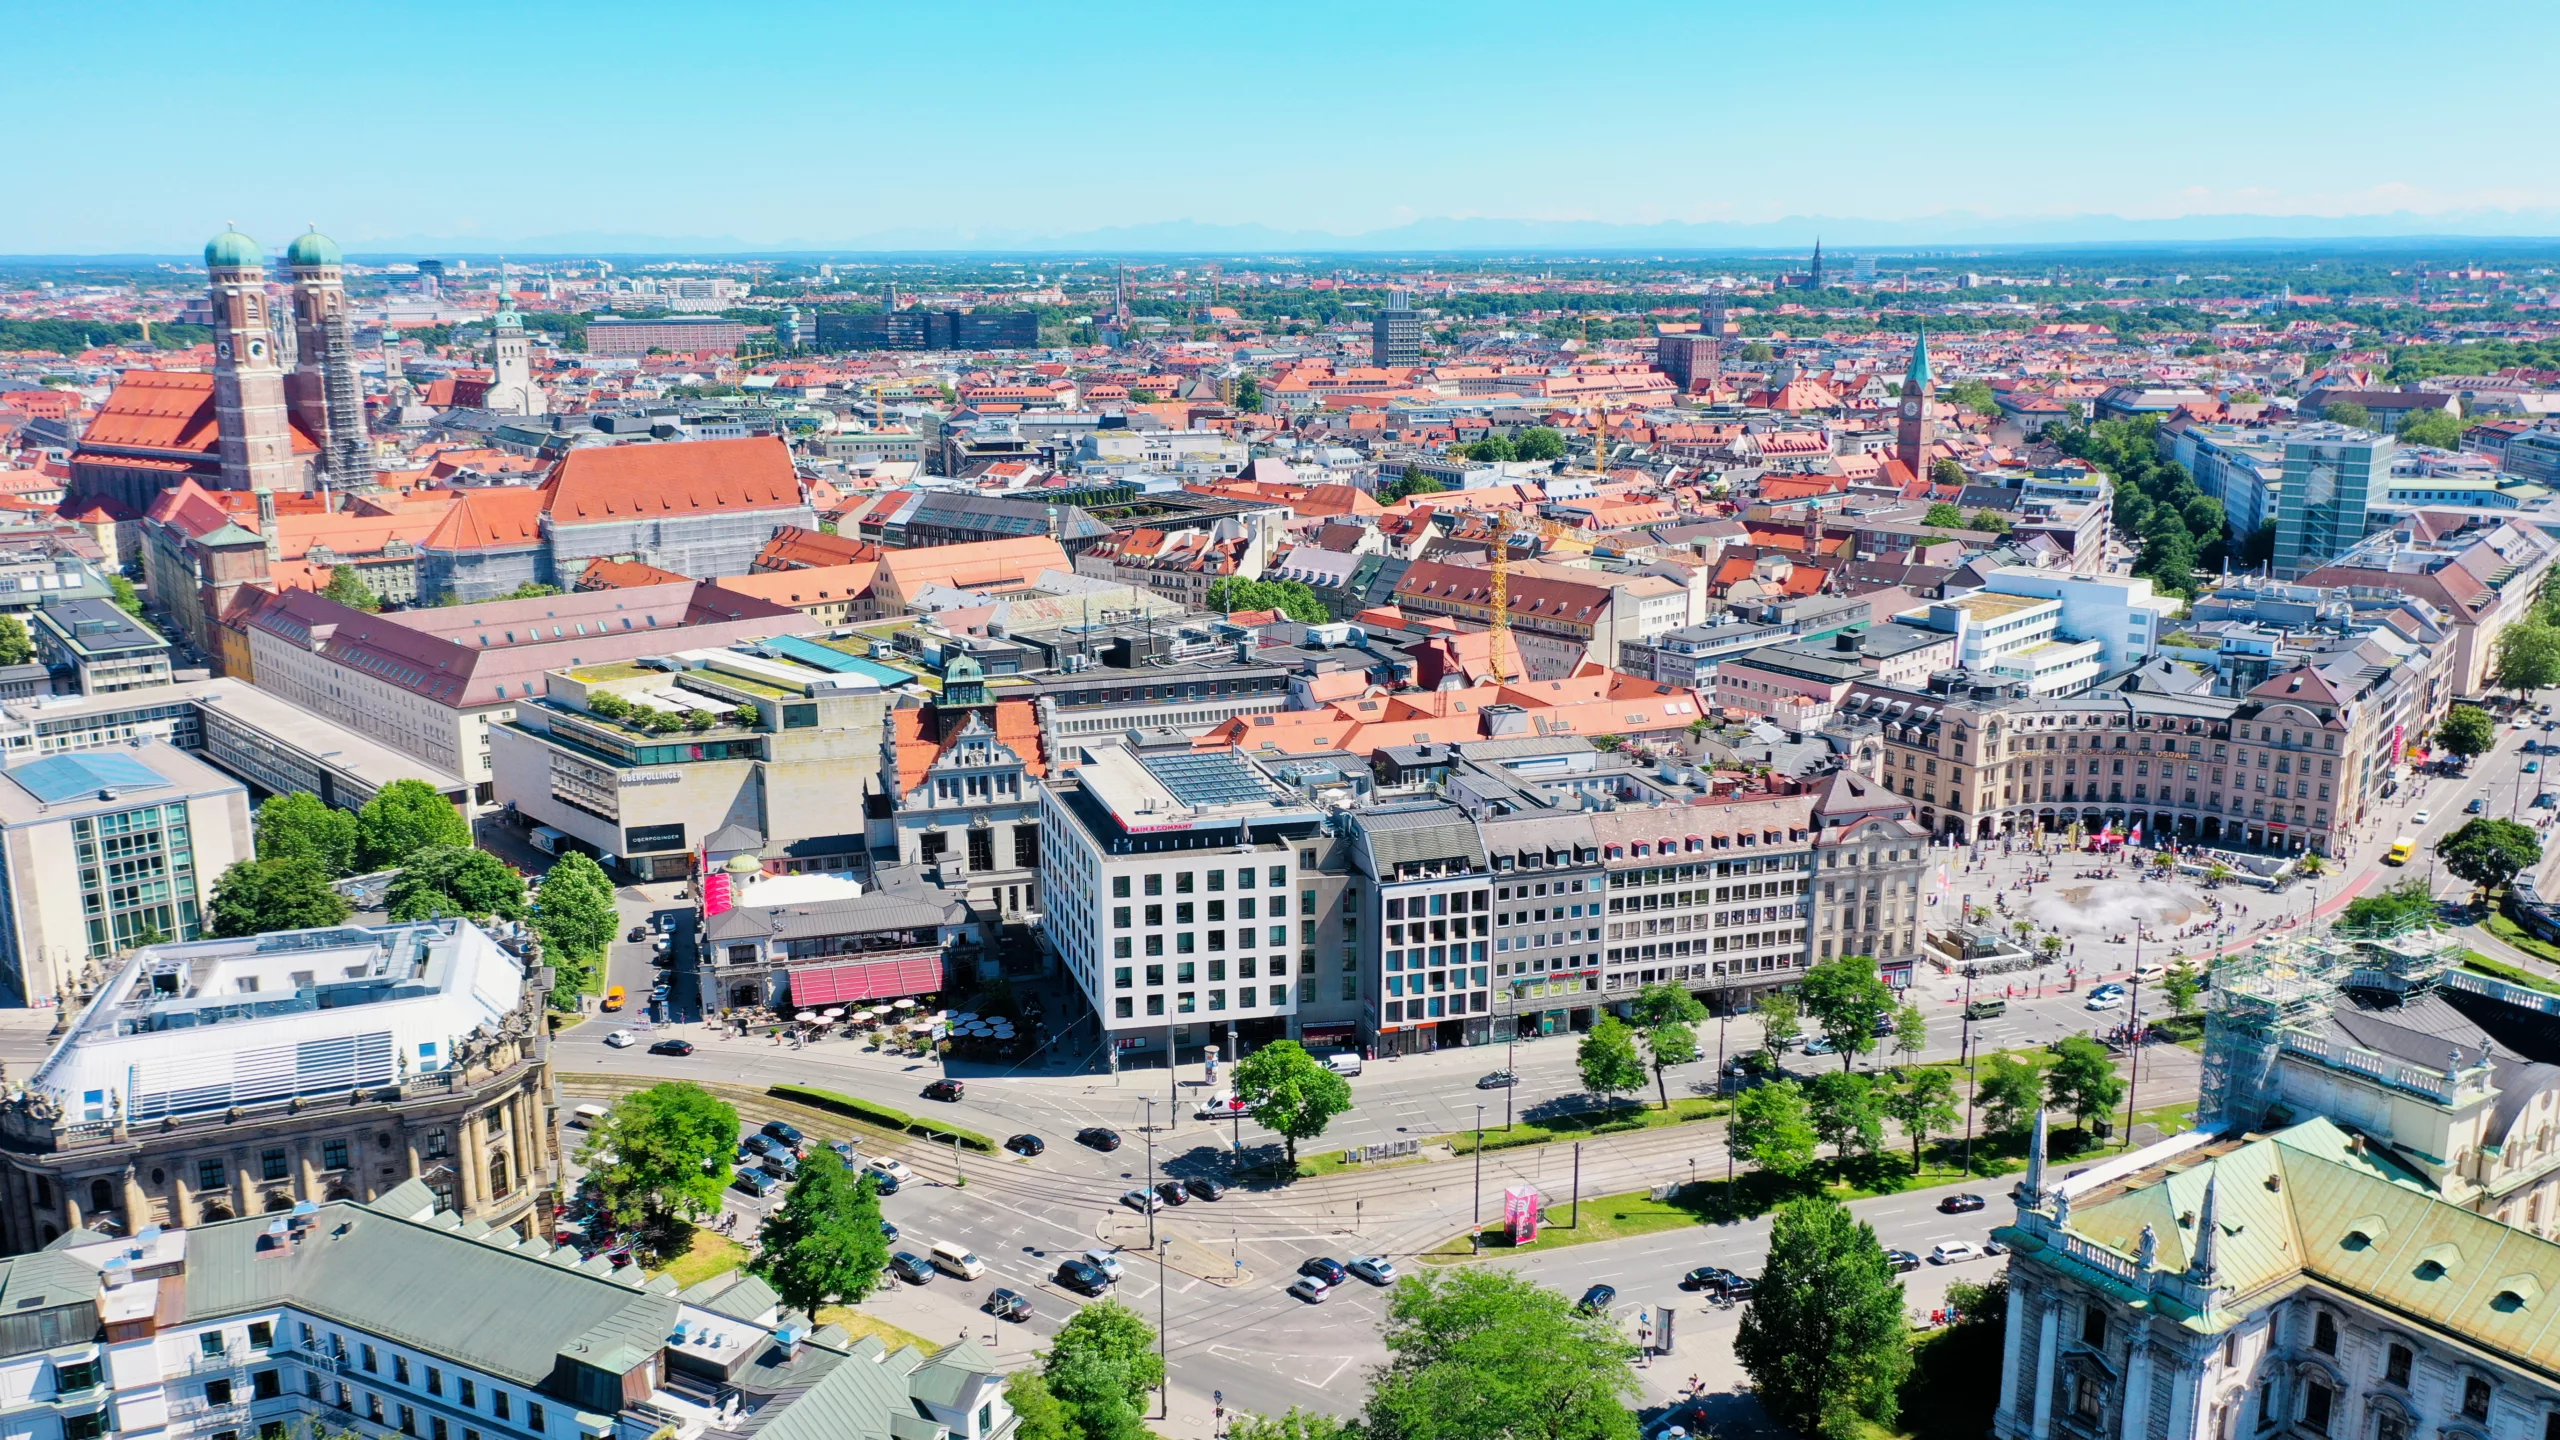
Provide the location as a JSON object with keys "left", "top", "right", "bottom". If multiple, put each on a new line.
{"left": 1906, "top": 324, "right": 1933, "bottom": 394}
{"left": 1810, "top": 237, "right": 1825, "bottom": 290}
{"left": 2023, "top": 1106, "right": 2050, "bottom": 1201}
{"left": 2189, "top": 1170, "right": 2223, "bottom": 1284}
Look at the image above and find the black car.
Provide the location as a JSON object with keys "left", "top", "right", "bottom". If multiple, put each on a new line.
{"left": 1298, "top": 1257, "right": 1348, "bottom": 1287}
{"left": 1885, "top": 1249, "right": 1921, "bottom": 1274}
{"left": 1681, "top": 1266, "right": 1734, "bottom": 1292}
{"left": 888, "top": 1252, "right": 933, "bottom": 1285}
{"left": 983, "top": 1288, "right": 1032, "bottom": 1322}
{"left": 1005, "top": 1133, "right": 1045, "bottom": 1157}
{"left": 1721, "top": 1276, "right": 1756, "bottom": 1300}
{"left": 1078, "top": 1127, "right": 1122, "bottom": 1152}
{"left": 1155, "top": 1181, "right": 1189, "bottom": 1207}
{"left": 1476, "top": 1070, "right": 1518, "bottom": 1089}
{"left": 1184, "top": 1176, "right": 1225, "bottom": 1201}
{"left": 1055, "top": 1259, "right": 1112, "bottom": 1295}
{"left": 648, "top": 1039, "right": 695, "bottom": 1057}
{"left": 1577, "top": 1284, "right": 1617, "bottom": 1315}
{"left": 1939, "top": 1192, "right": 1988, "bottom": 1214}
{"left": 761, "top": 1120, "right": 805, "bottom": 1149}
{"left": 627, "top": 926, "right": 649, "bottom": 943}
{"left": 923, "top": 1078, "right": 965, "bottom": 1102}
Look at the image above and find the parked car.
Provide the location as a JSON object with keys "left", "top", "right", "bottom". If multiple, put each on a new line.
{"left": 1682, "top": 1266, "right": 1735, "bottom": 1292}
{"left": 759, "top": 1153, "right": 799, "bottom": 1182}
{"left": 922, "top": 1079, "right": 965, "bottom": 1102}
{"left": 1005, "top": 1133, "right": 1045, "bottom": 1157}
{"left": 741, "top": 1134, "right": 782, "bottom": 1160}
{"left": 1120, "top": 1189, "right": 1162, "bottom": 1214}
{"left": 1885, "top": 1249, "right": 1921, "bottom": 1274}
{"left": 627, "top": 926, "right": 649, "bottom": 943}
{"left": 603, "top": 1030, "right": 635, "bottom": 1049}
{"left": 761, "top": 1121, "right": 805, "bottom": 1150}
{"left": 1347, "top": 1255, "right": 1396, "bottom": 1285}
{"left": 1298, "top": 1257, "right": 1348, "bottom": 1287}
{"left": 880, "top": 1219, "right": 898, "bottom": 1242}
{"left": 1287, "top": 1276, "right": 1330, "bottom": 1304}
{"left": 1155, "top": 1181, "right": 1190, "bottom": 1207}
{"left": 1078, "top": 1127, "right": 1122, "bottom": 1151}
{"left": 1940, "top": 1193, "right": 1988, "bottom": 1214}
{"left": 731, "top": 1169, "right": 779, "bottom": 1199}
{"left": 1082, "top": 1250, "right": 1125, "bottom": 1282}
{"left": 1055, "top": 1259, "right": 1112, "bottom": 1296}
{"left": 648, "top": 1038, "right": 694, "bottom": 1057}
{"left": 829, "top": 1140, "right": 862, "bottom": 1165}
{"left": 983, "top": 1288, "right": 1032, "bottom": 1323}
{"left": 1931, "top": 1242, "right": 1984, "bottom": 1265}
{"left": 1476, "top": 1070, "right": 1518, "bottom": 1089}
{"left": 888, "top": 1252, "right": 934, "bottom": 1285}
{"left": 1577, "top": 1284, "right": 1617, "bottom": 1315}
{"left": 1184, "top": 1176, "right": 1226, "bottom": 1202}
{"left": 1720, "top": 1276, "right": 1757, "bottom": 1300}
{"left": 1195, "top": 1094, "right": 1245, "bottom": 1120}
{"left": 867, "top": 1157, "right": 913, "bottom": 1185}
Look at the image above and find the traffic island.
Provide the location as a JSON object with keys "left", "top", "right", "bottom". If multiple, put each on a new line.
{"left": 1094, "top": 1213, "right": 1255, "bottom": 1286}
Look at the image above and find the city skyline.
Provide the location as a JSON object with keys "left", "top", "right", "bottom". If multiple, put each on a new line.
{"left": 10, "top": 0, "right": 2560, "bottom": 254}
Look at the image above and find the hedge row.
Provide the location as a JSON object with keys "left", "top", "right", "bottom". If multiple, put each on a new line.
{"left": 768, "top": 1084, "right": 996, "bottom": 1152}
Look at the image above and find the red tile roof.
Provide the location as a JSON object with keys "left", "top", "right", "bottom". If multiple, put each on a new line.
{"left": 538, "top": 436, "right": 805, "bottom": 522}
{"left": 423, "top": 486, "right": 546, "bottom": 552}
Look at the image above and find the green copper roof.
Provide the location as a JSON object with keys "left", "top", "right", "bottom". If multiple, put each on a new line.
{"left": 1905, "top": 326, "right": 1933, "bottom": 393}
{"left": 285, "top": 228, "right": 343, "bottom": 268}
{"left": 204, "top": 227, "right": 263, "bottom": 270}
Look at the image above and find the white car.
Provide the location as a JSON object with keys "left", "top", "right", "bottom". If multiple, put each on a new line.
{"left": 2085, "top": 993, "right": 2125, "bottom": 1011}
{"left": 867, "top": 1158, "right": 914, "bottom": 1185}
{"left": 2413, "top": 809, "right": 2433, "bottom": 827}
{"left": 603, "top": 1029, "right": 636, "bottom": 1049}
{"left": 1083, "top": 1249, "right": 1125, "bottom": 1282}
{"left": 1931, "top": 1241, "right": 1983, "bottom": 1265}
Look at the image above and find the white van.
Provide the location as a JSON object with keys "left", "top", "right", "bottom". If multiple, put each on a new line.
{"left": 570, "top": 1103, "right": 611, "bottom": 1129}
{"left": 1318, "top": 1050, "right": 1362, "bottom": 1077}
{"left": 930, "top": 1240, "right": 986, "bottom": 1280}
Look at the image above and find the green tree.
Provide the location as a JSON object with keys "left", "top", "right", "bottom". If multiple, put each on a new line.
{"left": 751, "top": 1149, "right": 889, "bottom": 1312}
{"left": 322, "top": 567, "right": 382, "bottom": 613}
{"left": 1362, "top": 1269, "right": 1638, "bottom": 1440}
{"left": 532, "top": 851, "right": 621, "bottom": 1006}
{"left": 1044, "top": 1301, "right": 1163, "bottom": 1440}
{"left": 1889, "top": 1001, "right": 1928, "bottom": 1068}
{"left": 1463, "top": 436, "right": 1517, "bottom": 463}
{"left": 1975, "top": 1053, "right": 2046, "bottom": 1139}
{"left": 354, "top": 779, "right": 471, "bottom": 871}
{"left": 2161, "top": 961, "right": 2205, "bottom": 1016}
{"left": 2341, "top": 874, "right": 2438, "bottom": 931}
{"left": 1922, "top": 502, "right": 1965, "bottom": 528}
{"left": 1756, "top": 987, "right": 1803, "bottom": 1055}
{"left": 1735, "top": 1196, "right": 1913, "bottom": 1440}
{"left": 2495, "top": 621, "right": 2560, "bottom": 696}
{"left": 1882, "top": 1065, "right": 1959, "bottom": 1174}
{"left": 1966, "top": 508, "right": 2013, "bottom": 533}
{"left": 108, "top": 574, "right": 144, "bottom": 618}
{"left": 2436, "top": 703, "right": 2496, "bottom": 761}
{"left": 1233, "top": 374, "right": 1263, "bottom": 412}
{"left": 1231, "top": 1039, "right": 1354, "bottom": 1166}
{"left": 1512, "top": 426, "right": 1567, "bottom": 462}
{"left": 1729, "top": 1078, "right": 1818, "bottom": 1179}
{"left": 1382, "top": 467, "right": 1446, "bottom": 503}
{"left": 1799, "top": 953, "right": 1896, "bottom": 1070}
{"left": 1741, "top": 341, "right": 1775, "bottom": 362}
{"left": 208, "top": 857, "right": 352, "bottom": 937}
{"left": 385, "top": 845, "right": 528, "bottom": 922}
{"left": 2045, "top": 1035, "right": 2127, "bottom": 1135}
{"left": 1226, "top": 1410, "right": 1353, "bottom": 1440}
{"left": 2439, "top": 817, "right": 2544, "bottom": 902}
{"left": 1632, "top": 982, "right": 1706, "bottom": 1108}
{"left": 1947, "top": 379, "right": 1999, "bottom": 416}
{"left": 502, "top": 582, "right": 564, "bottom": 599}
{"left": 1929, "top": 458, "right": 1967, "bottom": 487}
{"left": 0, "top": 615, "right": 31, "bottom": 665}
{"left": 1575, "top": 1016, "right": 1648, "bottom": 1106}
{"left": 576, "top": 1081, "right": 736, "bottom": 1231}
{"left": 1806, "top": 1070, "right": 1883, "bottom": 1160}
{"left": 254, "top": 792, "right": 357, "bottom": 875}
{"left": 1004, "top": 1372, "right": 1074, "bottom": 1440}
{"left": 1204, "top": 576, "right": 1329, "bottom": 623}
{"left": 2322, "top": 400, "right": 2374, "bottom": 429}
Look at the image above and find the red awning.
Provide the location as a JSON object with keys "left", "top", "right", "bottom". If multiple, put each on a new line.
{"left": 786, "top": 955, "right": 944, "bottom": 1006}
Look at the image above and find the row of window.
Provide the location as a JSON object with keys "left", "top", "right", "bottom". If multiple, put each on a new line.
{"left": 1113, "top": 893, "right": 1292, "bottom": 927}
{"left": 1106, "top": 985, "right": 1288, "bottom": 1017}
{"left": 1111, "top": 865, "right": 1295, "bottom": 897}
{"left": 1113, "top": 956, "right": 1291, "bottom": 988}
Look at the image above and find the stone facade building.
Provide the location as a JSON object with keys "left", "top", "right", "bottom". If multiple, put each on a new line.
{"left": 0, "top": 919, "right": 553, "bottom": 1255}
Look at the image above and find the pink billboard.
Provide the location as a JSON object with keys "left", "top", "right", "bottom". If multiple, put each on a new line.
{"left": 1504, "top": 1186, "right": 1542, "bottom": 1244}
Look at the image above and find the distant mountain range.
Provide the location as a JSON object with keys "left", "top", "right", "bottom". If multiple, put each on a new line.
{"left": 24, "top": 208, "right": 2560, "bottom": 261}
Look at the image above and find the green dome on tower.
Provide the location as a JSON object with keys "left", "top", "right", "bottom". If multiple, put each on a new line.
{"left": 203, "top": 227, "right": 263, "bottom": 270}
{"left": 284, "top": 228, "right": 342, "bottom": 268}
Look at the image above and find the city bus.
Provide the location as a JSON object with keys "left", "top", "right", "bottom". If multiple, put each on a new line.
{"left": 2384, "top": 837, "right": 2417, "bottom": 866}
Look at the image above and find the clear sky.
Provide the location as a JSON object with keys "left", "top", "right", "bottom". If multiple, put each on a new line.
{"left": 11, "top": 0, "right": 2559, "bottom": 254}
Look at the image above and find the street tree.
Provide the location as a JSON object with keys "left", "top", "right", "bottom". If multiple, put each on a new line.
{"left": 1891, "top": 1001, "right": 1928, "bottom": 1067}
{"left": 2439, "top": 818, "right": 2544, "bottom": 901}
{"left": 2341, "top": 874, "right": 2438, "bottom": 931}
{"left": 2161, "top": 961, "right": 2204, "bottom": 1016}
{"left": 386, "top": 845, "right": 528, "bottom": 922}
{"left": 1799, "top": 953, "right": 1897, "bottom": 1070}
{"left": 751, "top": 1149, "right": 889, "bottom": 1312}
{"left": 1362, "top": 1268, "right": 1639, "bottom": 1440}
{"left": 1043, "top": 1301, "right": 1162, "bottom": 1440}
{"left": 1976, "top": 1053, "right": 2046, "bottom": 1138}
{"left": 532, "top": 851, "right": 620, "bottom": 1005}
{"left": 354, "top": 779, "right": 471, "bottom": 870}
{"left": 1003, "top": 1373, "right": 1073, "bottom": 1440}
{"left": 1227, "top": 1411, "right": 1353, "bottom": 1440}
{"left": 1882, "top": 1066, "right": 1959, "bottom": 1174}
{"left": 209, "top": 857, "right": 352, "bottom": 937}
{"left": 2436, "top": 704, "right": 2496, "bottom": 761}
{"left": 1729, "top": 1078, "right": 1818, "bottom": 1179}
{"left": 254, "top": 792, "right": 357, "bottom": 875}
{"left": 1806, "top": 1070, "right": 1883, "bottom": 1161}
{"left": 2045, "top": 1035, "right": 2128, "bottom": 1136}
{"left": 1231, "top": 1039, "right": 1354, "bottom": 1166}
{"left": 2496, "top": 620, "right": 2560, "bottom": 696}
{"left": 1735, "top": 1195, "right": 1913, "bottom": 1440}
{"left": 0, "top": 615, "right": 31, "bottom": 665}
{"left": 1755, "top": 988, "right": 1803, "bottom": 1055}
{"left": 576, "top": 1082, "right": 736, "bottom": 1231}
{"left": 1576, "top": 1017, "right": 1649, "bottom": 1107}
{"left": 1632, "top": 982, "right": 1706, "bottom": 1109}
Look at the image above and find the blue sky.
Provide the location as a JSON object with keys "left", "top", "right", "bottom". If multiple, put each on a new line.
{"left": 11, "top": 0, "right": 2559, "bottom": 253}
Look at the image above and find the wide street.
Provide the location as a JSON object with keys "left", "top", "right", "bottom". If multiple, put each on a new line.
{"left": 547, "top": 692, "right": 2560, "bottom": 1426}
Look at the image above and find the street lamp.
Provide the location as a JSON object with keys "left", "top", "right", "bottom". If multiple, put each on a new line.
{"left": 1140, "top": 1096, "right": 1157, "bottom": 1252}
{"left": 1472, "top": 1102, "right": 1486, "bottom": 1252}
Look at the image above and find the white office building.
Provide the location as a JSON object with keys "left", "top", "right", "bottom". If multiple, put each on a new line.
{"left": 1979, "top": 567, "right": 2186, "bottom": 672}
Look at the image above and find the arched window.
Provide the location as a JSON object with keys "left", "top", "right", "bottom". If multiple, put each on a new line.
{"left": 88, "top": 1179, "right": 114, "bottom": 1216}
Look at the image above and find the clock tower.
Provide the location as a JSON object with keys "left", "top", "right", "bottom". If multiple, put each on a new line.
{"left": 1896, "top": 325, "right": 1936, "bottom": 478}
